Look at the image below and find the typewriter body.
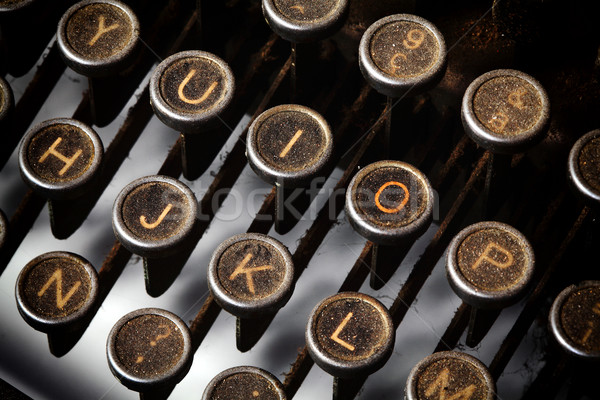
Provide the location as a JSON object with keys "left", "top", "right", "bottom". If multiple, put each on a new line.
{"left": 0, "top": 0, "right": 599, "bottom": 399}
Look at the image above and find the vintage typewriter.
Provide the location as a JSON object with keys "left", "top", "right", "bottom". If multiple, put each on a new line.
{"left": 1, "top": 0, "right": 599, "bottom": 399}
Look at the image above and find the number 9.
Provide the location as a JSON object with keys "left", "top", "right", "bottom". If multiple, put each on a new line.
{"left": 403, "top": 29, "right": 425, "bottom": 50}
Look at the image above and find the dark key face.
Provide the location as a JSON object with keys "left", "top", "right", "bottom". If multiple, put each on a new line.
{"left": 456, "top": 227, "right": 531, "bottom": 292}
{"left": 346, "top": 161, "right": 433, "bottom": 245}
{"left": 354, "top": 165, "right": 429, "bottom": 228}
{"left": 254, "top": 109, "right": 329, "bottom": 173}
{"left": 25, "top": 123, "right": 96, "bottom": 182}
{"left": 568, "top": 130, "right": 600, "bottom": 206}
{"left": 369, "top": 20, "right": 441, "bottom": 79}
{"left": 113, "top": 175, "right": 198, "bottom": 258}
{"left": 446, "top": 221, "right": 534, "bottom": 309}
{"left": 462, "top": 69, "right": 550, "bottom": 153}
{"left": 19, "top": 119, "right": 103, "bottom": 199}
{"left": 314, "top": 296, "right": 390, "bottom": 361}
{"left": 306, "top": 292, "right": 394, "bottom": 377}
{"left": 577, "top": 136, "right": 600, "bottom": 193}
{"left": 205, "top": 367, "right": 286, "bottom": 400}
{"left": 472, "top": 76, "right": 543, "bottom": 136}
{"left": 358, "top": 14, "right": 446, "bottom": 98}
{"left": 413, "top": 354, "right": 493, "bottom": 400}
{"left": 216, "top": 239, "right": 287, "bottom": 301}
{"left": 150, "top": 50, "right": 235, "bottom": 132}
{"left": 159, "top": 57, "right": 229, "bottom": 116}
{"left": 247, "top": 104, "right": 332, "bottom": 186}
{"left": 272, "top": 0, "right": 338, "bottom": 21}
{"left": 208, "top": 233, "right": 294, "bottom": 317}
{"left": 114, "top": 314, "right": 185, "bottom": 378}
{"left": 559, "top": 286, "right": 600, "bottom": 354}
{"left": 107, "top": 308, "right": 193, "bottom": 391}
{"left": 64, "top": 3, "right": 134, "bottom": 62}
{"left": 19, "top": 255, "right": 92, "bottom": 319}
{"left": 121, "top": 181, "right": 192, "bottom": 241}
{"left": 15, "top": 252, "right": 98, "bottom": 332}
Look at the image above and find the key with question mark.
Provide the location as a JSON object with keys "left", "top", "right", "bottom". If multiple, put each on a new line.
{"left": 107, "top": 308, "right": 194, "bottom": 396}
{"left": 136, "top": 324, "right": 172, "bottom": 363}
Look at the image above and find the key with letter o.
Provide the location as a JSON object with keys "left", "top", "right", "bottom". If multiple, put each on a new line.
{"left": 446, "top": 221, "right": 535, "bottom": 346}
{"left": 150, "top": 50, "right": 235, "bottom": 180}
{"left": 346, "top": 160, "right": 434, "bottom": 289}
{"left": 112, "top": 175, "right": 198, "bottom": 297}
{"left": 246, "top": 104, "right": 333, "bottom": 234}
{"left": 18, "top": 118, "right": 104, "bottom": 239}
{"left": 107, "top": 308, "right": 193, "bottom": 397}
{"left": 405, "top": 351, "right": 496, "bottom": 400}
{"left": 15, "top": 251, "right": 99, "bottom": 355}
{"left": 202, "top": 366, "right": 286, "bottom": 400}
{"left": 306, "top": 292, "right": 394, "bottom": 398}
{"left": 207, "top": 233, "right": 294, "bottom": 352}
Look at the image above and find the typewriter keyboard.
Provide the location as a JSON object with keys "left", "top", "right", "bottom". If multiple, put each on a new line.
{"left": 1, "top": 0, "right": 599, "bottom": 399}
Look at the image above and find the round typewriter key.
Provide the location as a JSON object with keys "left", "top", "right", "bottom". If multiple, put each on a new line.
{"left": 18, "top": 118, "right": 104, "bottom": 238}
{"left": 107, "top": 308, "right": 193, "bottom": 393}
{"left": 405, "top": 351, "right": 495, "bottom": 400}
{"left": 262, "top": 0, "right": 349, "bottom": 43}
{"left": 346, "top": 160, "right": 433, "bottom": 289}
{"left": 247, "top": 104, "right": 333, "bottom": 187}
{"left": 568, "top": 129, "right": 600, "bottom": 207}
{"left": 19, "top": 118, "right": 104, "bottom": 200}
{"left": 150, "top": 50, "right": 235, "bottom": 133}
{"left": 462, "top": 71, "right": 550, "bottom": 219}
{"left": 359, "top": 14, "right": 446, "bottom": 99}
{"left": 446, "top": 221, "right": 535, "bottom": 309}
{"left": 208, "top": 233, "right": 294, "bottom": 351}
{"left": 57, "top": 0, "right": 140, "bottom": 77}
{"left": 359, "top": 14, "right": 446, "bottom": 157}
{"left": 549, "top": 281, "right": 600, "bottom": 361}
{"left": 15, "top": 251, "right": 98, "bottom": 333}
{"left": 150, "top": 50, "right": 235, "bottom": 179}
{"left": 247, "top": 104, "right": 332, "bottom": 233}
{"left": 462, "top": 69, "right": 550, "bottom": 154}
{"left": 113, "top": 175, "right": 198, "bottom": 296}
{"left": 306, "top": 292, "right": 394, "bottom": 379}
{"left": 113, "top": 175, "right": 198, "bottom": 258}
{"left": 346, "top": 160, "right": 433, "bottom": 245}
{"left": 57, "top": 0, "right": 140, "bottom": 127}
{"left": 202, "top": 366, "right": 286, "bottom": 400}
{"left": 446, "top": 221, "right": 534, "bottom": 346}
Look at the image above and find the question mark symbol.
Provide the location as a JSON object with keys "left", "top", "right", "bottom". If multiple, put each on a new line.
{"left": 136, "top": 324, "right": 172, "bottom": 363}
